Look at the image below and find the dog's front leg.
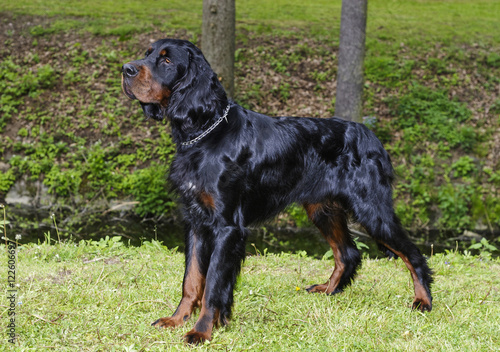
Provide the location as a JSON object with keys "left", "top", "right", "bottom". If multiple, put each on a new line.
{"left": 152, "top": 227, "right": 205, "bottom": 328}
{"left": 184, "top": 225, "right": 246, "bottom": 344}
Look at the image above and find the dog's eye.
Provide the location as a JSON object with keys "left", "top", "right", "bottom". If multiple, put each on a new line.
{"left": 165, "top": 58, "right": 171, "bottom": 64}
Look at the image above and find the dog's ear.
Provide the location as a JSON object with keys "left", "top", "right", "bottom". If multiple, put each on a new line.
{"left": 166, "top": 44, "right": 228, "bottom": 133}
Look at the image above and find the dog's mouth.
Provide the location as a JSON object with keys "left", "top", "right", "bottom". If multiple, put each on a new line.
{"left": 121, "top": 75, "right": 137, "bottom": 100}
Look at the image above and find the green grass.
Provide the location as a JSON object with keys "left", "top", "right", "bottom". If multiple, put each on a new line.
{"left": 1, "top": 0, "right": 499, "bottom": 44}
{"left": 1, "top": 237, "right": 499, "bottom": 351}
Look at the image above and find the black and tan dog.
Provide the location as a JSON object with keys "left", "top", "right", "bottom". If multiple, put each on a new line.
{"left": 122, "top": 39, "right": 433, "bottom": 344}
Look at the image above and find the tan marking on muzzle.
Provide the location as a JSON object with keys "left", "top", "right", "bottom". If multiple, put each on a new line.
{"left": 123, "top": 65, "right": 171, "bottom": 106}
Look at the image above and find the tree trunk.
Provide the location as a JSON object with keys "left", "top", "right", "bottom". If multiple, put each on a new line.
{"left": 202, "top": 0, "right": 235, "bottom": 98}
{"left": 335, "top": 0, "right": 367, "bottom": 122}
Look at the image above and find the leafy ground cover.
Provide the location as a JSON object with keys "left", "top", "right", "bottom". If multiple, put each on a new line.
{"left": 0, "top": 1, "right": 499, "bottom": 240}
{"left": 1, "top": 234, "right": 499, "bottom": 351}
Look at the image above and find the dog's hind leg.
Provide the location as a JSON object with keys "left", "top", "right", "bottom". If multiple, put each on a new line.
{"left": 357, "top": 205, "right": 433, "bottom": 312}
{"left": 304, "top": 202, "right": 361, "bottom": 295}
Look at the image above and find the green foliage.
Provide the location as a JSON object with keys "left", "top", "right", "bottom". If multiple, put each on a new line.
{"left": 17, "top": 127, "right": 29, "bottom": 137}
{"left": 5, "top": 124, "right": 176, "bottom": 217}
{"left": 237, "top": 82, "right": 264, "bottom": 110}
{"left": 284, "top": 204, "right": 309, "bottom": 227}
{"left": 84, "top": 143, "right": 118, "bottom": 195}
{"left": 152, "top": 131, "right": 176, "bottom": 162}
{"left": 44, "top": 166, "right": 83, "bottom": 197}
{"left": 386, "top": 81, "right": 498, "bottom": 230}
{"left": 451, "top": 156, "right": 476, "bottom": 178}
{"left": 37, "top": 64, "right": 58, "bottom": 87}
{"left": 271, "top": 82, "right": 291, "bottom": 102}
{"left": 0, "top": 58, "right": 59, "bottom": 132}
{"left": 9, "top": 134, "right": 68, "bottom": 181}
{"left": 365, "top": 56, "right": 415, "bottom": 86}
{"left": 393, "top": 154, "right": 435, "bottom": 227}
{"left": 486, "top": 52, "right": 500, "bottom": 68}
{"left": 123, "top": 163, "right": 177, "bottom": 217}
{"left": 484, "top": 167, "right": 500, "bottom": 186}
{"left": 390, "top": 85, "right": 475, "bottom": 151}
{"left": 468, "top": 238, "right": 498, "bottom": 259}
{"left": 309, "top": 69, "right": 329, "bottom": 82}
{"left": 0, "top": 169, "right": 17, "bottom": 193}
{"left": 426, "top": 57, "right": 455, "bottom": 75}
{"left": 0, "top": 205, "right": 8, "bottom": 231}
{"left": 88, "top": 235, "right": 125, "bottom": 249}
{"left": 490, "top": 99, "right": 500, "bottom": 115}
{"left": 437, "top": 183, "right": 474, "bottom": 230}
{"left": 0, "top": 219, "right": 8, "bottom": 231}
{"left": 270, "top": 56, "right": 288, "bottom": 74}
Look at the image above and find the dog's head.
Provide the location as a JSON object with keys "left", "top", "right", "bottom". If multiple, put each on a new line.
{"left": 121, "top": 39, "right": 227, "bottom": 125}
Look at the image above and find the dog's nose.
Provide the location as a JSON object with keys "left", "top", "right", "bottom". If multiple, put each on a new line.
{"left": 122, "top": 63, "right": 139, "bottom": 77}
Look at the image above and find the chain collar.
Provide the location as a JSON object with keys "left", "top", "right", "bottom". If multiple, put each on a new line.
{"left": 180, "top": 104, "right": 231, "bottom": 146}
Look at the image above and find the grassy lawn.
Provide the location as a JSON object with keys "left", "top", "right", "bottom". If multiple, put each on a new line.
{"left": 1, "top": 0, "right": 499, "bottom": 43}
{"left": 1, "top": 237, "right": 499, "bottom": 351}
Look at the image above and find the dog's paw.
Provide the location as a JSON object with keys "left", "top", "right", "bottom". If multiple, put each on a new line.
{"left": 151, "top": 317, "right": 183, "bottom": 328}
{"left": 306, "top": 284, "right": 323, "bottom": 293}
{"left": 306, "top": 284, "right": 342, "bottom": 295}
{"left": 412, "top": 299, "right": 432, "bottom": 312}
{"left": 184, "top": 329, "right": 211, "bottom": 345}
